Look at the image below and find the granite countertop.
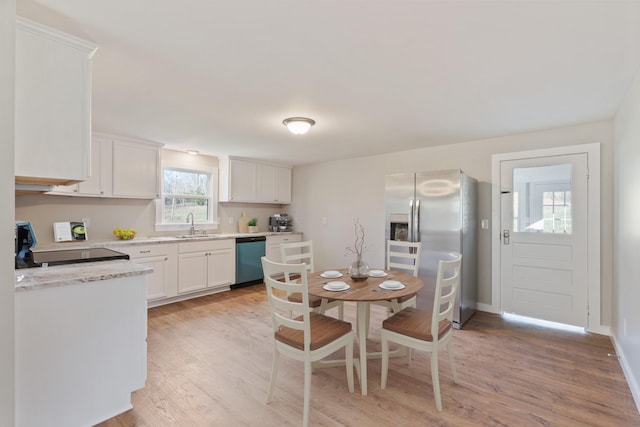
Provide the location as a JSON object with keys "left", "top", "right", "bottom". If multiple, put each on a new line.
{"left": 15, "top": 260, "right": 153, "bottom": 291}
{"left": 34, "top": 231, "right": 302, "bottom": 251}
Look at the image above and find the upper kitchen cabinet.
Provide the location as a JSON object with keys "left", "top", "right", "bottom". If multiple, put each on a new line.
{"left": 111, "top": 137, "right": 162, "bottom": 199}
{"left": 15, "top": 17, "right": 98, "bottom": 186}
{"left": 47, "top": 134, "right": 162, "bottom": 199}
{"left": 219, "top": 156, "right": 292, "bottom": 204}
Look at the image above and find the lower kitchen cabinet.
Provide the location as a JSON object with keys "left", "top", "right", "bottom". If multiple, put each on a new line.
{"left": 178, "top": 239, "right": 235, "bottom": 294}
{"left": 116, "top": 244, "right": 178, "bottom": 302}
{"left": 266, "top": 233, "right": 302, "bottom": 263}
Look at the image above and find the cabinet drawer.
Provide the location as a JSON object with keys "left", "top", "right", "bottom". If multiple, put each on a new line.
{"left": 178, "top": 239, "right": 234, "bottom": 254}
{"left": 117, "top": 244, "right": 175, "bottom": 259}
{"left": 267, "top": 234, "right": 302, "bottom": 245}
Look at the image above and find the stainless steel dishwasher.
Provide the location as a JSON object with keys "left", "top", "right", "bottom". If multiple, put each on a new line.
{"left": 232, "top": 236, "right": 266, "bottom": 288}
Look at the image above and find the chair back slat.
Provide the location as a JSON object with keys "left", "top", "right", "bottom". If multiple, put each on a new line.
{"left": 387, "top": 240, "right": 422, "bottom": 277}
{"left": 262, "top": 257, "right": 312, "bottom": 346}
{"left": 281, "top": 240, "right": 314, "bottom": 282}
{"left": 432, "top": 254, "right": 462, "bottom": 336}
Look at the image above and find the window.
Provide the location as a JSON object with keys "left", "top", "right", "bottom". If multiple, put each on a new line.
{"left": 156, "top": 164, "right": 218, "bottom": 231}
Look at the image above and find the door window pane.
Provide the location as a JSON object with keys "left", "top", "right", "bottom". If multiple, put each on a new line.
{"left": 512, "top": 164, "right": 572, "bottom": 234}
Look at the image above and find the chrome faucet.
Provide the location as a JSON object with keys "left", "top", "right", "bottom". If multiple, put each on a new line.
{"left": 186, "top": 212, "right": 195, "bottom": 235}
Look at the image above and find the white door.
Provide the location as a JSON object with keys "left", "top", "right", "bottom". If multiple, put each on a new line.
{"left": 500, "top": 153, "right": 588, "bottom": 327}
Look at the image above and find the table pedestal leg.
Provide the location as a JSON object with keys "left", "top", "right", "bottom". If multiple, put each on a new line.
{"left": 356, "top": 301, "right": 369, "bottom": 396}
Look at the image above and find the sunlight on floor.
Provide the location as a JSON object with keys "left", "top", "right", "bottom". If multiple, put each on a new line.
{"left": 502, "top": 313, "right": 586, "bottom": 334}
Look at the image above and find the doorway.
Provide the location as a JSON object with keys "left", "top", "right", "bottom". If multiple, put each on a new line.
{"left": 491, "top": 144, "right": 602, "bottom": 332}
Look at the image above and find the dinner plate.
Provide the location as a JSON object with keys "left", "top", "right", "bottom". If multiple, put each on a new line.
{"left": 379, "top": 280, "right": 405, "bottom": 290}
{"left": 320, "top": 270, "right": 343, "bottom": 278}
{"left": 323, "top": 281, "right": 350, "bottom": 291}
{"left": 369, "top": 269, "right": 387, "bottom": 278}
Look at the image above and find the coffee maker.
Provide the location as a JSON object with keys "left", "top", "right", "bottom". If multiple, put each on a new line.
{"left": 269, "top": 214, "right": 293, "bottom": 232}
{"left": 15, "top": 221, "right": 38, "bottom": 268}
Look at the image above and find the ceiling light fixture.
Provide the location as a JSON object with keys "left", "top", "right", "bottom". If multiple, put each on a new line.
{"left": 283, "top": 117, "right": 315, "bottom": 135}
{"left": 186, "top": 150, "right": 199, "bottom": 155}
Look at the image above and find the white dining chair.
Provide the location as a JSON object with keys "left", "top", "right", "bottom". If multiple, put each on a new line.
{"left": 380, "top": 253, "right": 462, "bottom": 412}
{"left": 261, "top": 257, "right": 355, "bottom": 427}
{"left": 365, "top": 240, "right": 422, "bottom": 336}
{"left": 280, "top": 240, "right": 344, "bottom": 319}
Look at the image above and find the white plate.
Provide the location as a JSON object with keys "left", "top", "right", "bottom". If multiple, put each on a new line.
{"left": 323, "top": 281, "right": 350, "bottom": 291}
{"left": 320, "top": 270, "right": 343, "bottom": 278}
{"left": 369, "top": 270, "right": 387, "bottom": 277}
{"left": 380, "top": 280, "right": 405, "bottom": 290}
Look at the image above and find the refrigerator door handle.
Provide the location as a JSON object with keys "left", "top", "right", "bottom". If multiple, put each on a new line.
{"left": 414, "top": 199, "right": 421, "bottom": 242}
{"left": 409, "top": 199, "right": 414, "bottom": 242}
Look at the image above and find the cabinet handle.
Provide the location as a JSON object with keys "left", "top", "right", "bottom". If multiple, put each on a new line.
{"left": 164, "top": 257, "right": 168, "bottom": 261}
{"left": 140, "top": 250, "right": 151, "bottom": 254}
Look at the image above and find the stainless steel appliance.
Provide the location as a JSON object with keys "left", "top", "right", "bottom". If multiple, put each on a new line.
{"left": 269, "top": 214, "right": 293, "bottom": 232}
{"left": 233, "top": 236, "right": 266, "bottom": 287}
{"left": 385, "top": 169, "right": 477, "bottom": 328}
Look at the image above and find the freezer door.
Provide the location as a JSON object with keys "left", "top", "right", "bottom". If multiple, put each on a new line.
{"left": 384, "top": 173, "right": 416, "bottom": 243}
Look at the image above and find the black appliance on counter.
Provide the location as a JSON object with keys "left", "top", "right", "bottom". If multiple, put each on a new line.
{"left": 269, "top": 214, "right": 293, "bottom": 232}
{"left": 15, "top": 221, "right": 129, "bottom": 269}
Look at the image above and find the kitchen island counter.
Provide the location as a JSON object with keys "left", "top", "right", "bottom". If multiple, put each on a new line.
{"left": 15, "top": 259, "right": 152, "bottom": 291}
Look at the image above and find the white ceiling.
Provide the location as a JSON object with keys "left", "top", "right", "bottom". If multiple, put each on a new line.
{"left": 16, "top": 1, "right": 640, "bottom": 166}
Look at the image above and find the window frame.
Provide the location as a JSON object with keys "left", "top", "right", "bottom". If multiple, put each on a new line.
{"left": 155, "top": 163, "right": 219, "bottom": 232}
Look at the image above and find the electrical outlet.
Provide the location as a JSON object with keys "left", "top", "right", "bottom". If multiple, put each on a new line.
{"left": 481, "top": 219, "right": 489, "bottom": 229}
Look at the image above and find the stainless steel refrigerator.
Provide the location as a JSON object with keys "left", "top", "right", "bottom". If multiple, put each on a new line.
{"left": 385, "top": 169, "right": 477, "bottom": 328}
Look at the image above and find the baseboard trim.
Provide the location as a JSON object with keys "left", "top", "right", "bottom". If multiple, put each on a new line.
{"left": 611, "top": 333, "right": 640, "bottom": 414}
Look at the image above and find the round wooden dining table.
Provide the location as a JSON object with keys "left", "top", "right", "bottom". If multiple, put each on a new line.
{"left": 307, "top": 268, "right": 423, "bottom": 396}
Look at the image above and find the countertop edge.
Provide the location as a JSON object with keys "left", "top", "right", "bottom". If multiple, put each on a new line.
{"left": 15, "top": 260, "right": 153, "bottom": 291}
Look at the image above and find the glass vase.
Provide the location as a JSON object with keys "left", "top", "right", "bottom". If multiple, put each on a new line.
{"left": 349, "top": 256, "right": 370, "bottom": 281}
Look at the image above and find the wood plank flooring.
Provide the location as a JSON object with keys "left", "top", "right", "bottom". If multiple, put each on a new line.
{"left": 98, "top": 285, "right": 640, "bottom": 427}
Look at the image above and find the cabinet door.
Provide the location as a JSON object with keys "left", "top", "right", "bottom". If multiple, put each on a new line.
{"left": 77, "top": 137, "right": 111, "bottom": 196}
{"left": 139, "top": 255, "right": 170, "bottom": 300}
{"left": 207, "top": 247, "right": 235, "bottom": 288}
{"left": 257, "top": 164, "right": 276, "bottom": 202}
{"left": 15, "top": 19, "right": 96, "bottom": 184}
{"left": 112, "top": 140, "right": 160, "bottom": 199}
{"left": 229, "top": 159, "right": 257, "bottom": 202}
{"left": 274, "top": 166, "right": 292, "bottom": 204}
{"left": 178, "top": 252, "right": 208, "bottom": 294}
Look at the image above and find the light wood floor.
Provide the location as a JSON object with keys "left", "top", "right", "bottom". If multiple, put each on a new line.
{"left": 99, "top": 285, "right": 640, "bottom": 427}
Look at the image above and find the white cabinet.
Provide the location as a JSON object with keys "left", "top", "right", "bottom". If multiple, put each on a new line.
{"left": 219, "top": 156, "right": 292, "bottom": 204}
{"left": 47, "top": 134, "right": 161, "bottom": 199}
{"left": 112, "top": 138, "right": 161, "bottom": 198}
{"left": 178, "top": 239, "right": 235, "bottom": 294}
{"left": 16, "top": 275, "right": 147, "bottom": 427}
{"left": 15, "top": 17, "right": 97, "bottom": 186}
{"left": 47, "top": 136, "right": 112, "bottom": 196}
{"left": 116, "top": 244, "right": 178, "bottom": 302}
{"left": 266, "top": 234, "right": 302, "bottom": 263}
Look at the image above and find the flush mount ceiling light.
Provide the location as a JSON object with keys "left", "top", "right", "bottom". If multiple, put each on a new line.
{"left": 283, "top": 117, "right": 316, "bottom": 135}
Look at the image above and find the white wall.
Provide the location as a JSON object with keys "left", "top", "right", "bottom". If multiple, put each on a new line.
{"left": 288, "top": 120, "right": 614, "bottom": 325}
{"left": 613, "top": 64, "right": 640, "bottom": 407}
{"left": 1, "top": 0, "right": 15, "bottom": 425}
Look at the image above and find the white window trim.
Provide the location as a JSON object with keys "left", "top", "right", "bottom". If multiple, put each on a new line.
{"left": 155, "top": 165, "right": 219, "bottom": 233}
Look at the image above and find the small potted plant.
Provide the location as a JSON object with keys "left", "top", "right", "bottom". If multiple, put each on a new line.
{"left": 247, "top": 218, "right": 258, "bottom": 233}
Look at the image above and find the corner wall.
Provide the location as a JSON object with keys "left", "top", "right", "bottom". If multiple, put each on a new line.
{"left": 1, "top": 0, "right": 16, "bottom": 425}
{"left": 613, "top": 63, "right": 640, "bottom": 408}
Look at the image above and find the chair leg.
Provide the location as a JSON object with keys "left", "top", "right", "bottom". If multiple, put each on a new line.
{"left": 447, "top": 341, "right": 458, "bottom": 384}
{"left": 431, "top": 350, "right": 442, "bottom": 412}
{"left": 303, "top": 360, "right": 312, "bottom": 427}
{"left": 266, "top": 346, "right": 280, "bottom": 403}
{"left": 345, "top": 339, "right": 354, "bottom": 393}
{"left": 380, "top": 332, "right": 389, "bottom": 389}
